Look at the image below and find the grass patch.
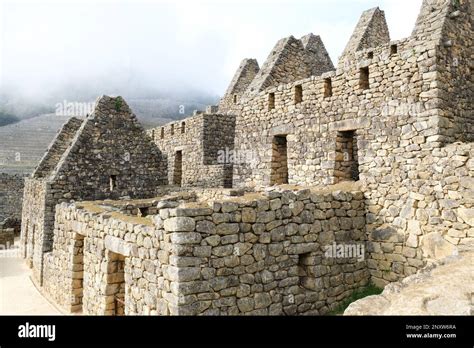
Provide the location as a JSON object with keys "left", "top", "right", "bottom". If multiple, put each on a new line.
{"left": 114, "top": 97, "right": 123, "bottom": 112}
{"left": 328, "top": 283, "right": 383, "bottom": 315}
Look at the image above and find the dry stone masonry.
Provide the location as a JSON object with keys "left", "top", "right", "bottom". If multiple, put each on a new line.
{"left": 43, "top": 186, "right": 369, "bottom": 315}
{"left": 15, "top": 0, "right": 474, "bottom": 315}
{"left": 148, "top": 112, "right": 235, "bottom": 188}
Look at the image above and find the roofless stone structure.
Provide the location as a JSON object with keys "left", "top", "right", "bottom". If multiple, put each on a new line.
{"left": 13, "top": 0, "right": 473, "bottom": 315}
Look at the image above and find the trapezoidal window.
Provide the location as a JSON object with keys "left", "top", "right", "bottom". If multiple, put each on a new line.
{"left": 298, "top": 252, "right": 313, "bottom": 290}
{"left": 294, "top": 85, "right": 303, "bottom": 104}
{"left": 181, "top": 122, "right": 186, "bottom": 134}
{"left": 324, "top": 78, "right": 333, "bottom": 98}
{"left": 173, "top": 150, "right": 183, "bottom": 186}
{"left": 171, "top": 124, "right": 175, "bottom": 136}
{"left": 335, "top": 130, "right": 359, "bottom": 182}
{"left": 160, "top": 127, "right": 164, "bottom": 139}
{"left": 359, "top": 67, "right": 369, "bottom": 90}
{"left": 268, "top": 93, "right": 275, "bottom": 110}
{"left": 367, "top": 51, "right": 374, "bottom": 59}
{"left": 390, "top": 44, "right": 398, "bottom": 55}
{"left": 270, "top": 135, "right": 288, "bottom": 185}
{"left": 233, "top": 95, "right": 238, "bottom": 104}
{"left": 109, "top": 175, "right": 117, "bottom": 191}
{"left": 138, "top": 207, "right": 149, "bottom": 217}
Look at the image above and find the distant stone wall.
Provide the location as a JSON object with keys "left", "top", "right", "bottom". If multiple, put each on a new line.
{"left": 0, "top": 173, "right": 24, "bottom": 223}
{"left": 150, "top": 113, "right": 235, "bottom": 188}
{"left": 43, "top": 186, "right": 369, "bottom": 315}
{"left": 0, "top": 228, "right": 14, "bottom": 247}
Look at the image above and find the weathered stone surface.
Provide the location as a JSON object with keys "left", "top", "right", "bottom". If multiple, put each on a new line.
{"left": 457, "top": 208, "right": 474, "bottom": 227}
{"left": 345, "top": 250, "right": 474, "bottom": 315}
{"left": 421, "top": 232, "right": 458, "bottom": 260}
{"left": 164, "top": 217, "right": 196, "bottom": 232}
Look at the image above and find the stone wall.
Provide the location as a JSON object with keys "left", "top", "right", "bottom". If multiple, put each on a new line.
{"left": 366, "top": 142, "right": 473, "bottom": 286}
{"left": 149, "top": 112, "right": 235, "bottom": 188}
{"left": 229, "top": 0, "right": 472, "bottom": 285}
{"left": 43, "top": 186, "right": 369, "bottom": 315}
{"left": 21, "top": 179, "right": 49, "bottom": 279}
{"left": 435, "top": 0, "right": 473, "bottom": 143}
{"left": 232, "top": 36, "right": 436, "bottom": 188}
{"left": 0, "top": 172, "right": 24, "bottom": 247}
{"left": 0, "top": 173, "right": 25, "bottom": 223}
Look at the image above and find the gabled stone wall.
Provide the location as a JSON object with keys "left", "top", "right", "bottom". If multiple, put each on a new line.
{"left": 21, "top": 96, "right": 167, "bottom": 284}
{"left": 219, "top": 59, "right": 260, "bottom": 114}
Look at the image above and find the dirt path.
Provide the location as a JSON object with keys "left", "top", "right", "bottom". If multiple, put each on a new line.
{"left": 0, "top": 243, "right": 60, "bottom": 315}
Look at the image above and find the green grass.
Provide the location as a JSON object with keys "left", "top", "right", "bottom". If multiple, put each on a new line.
{"left": 328, "top": 283, "right": 383, "bottom": 315}
{"left": 114, "top": 98, "right": 123, "bottom": 112}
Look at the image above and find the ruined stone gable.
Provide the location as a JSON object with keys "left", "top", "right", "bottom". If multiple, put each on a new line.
{"left": 300, "top": 34, "right": 335, "bottom": 77}
{"left": 244, "top": 34, "right": 334, "bottom": 98}
{"left": 50, "top": 95, "right": 166, "bottom": 200}
{"left": 21, "top": 95, "right": 167, "bottom": 284}
{"left": 219, "top": 58, "right": 260, "bottom": 114}
{"left": 340, "top": 7, "right": 390, "bottom": 61}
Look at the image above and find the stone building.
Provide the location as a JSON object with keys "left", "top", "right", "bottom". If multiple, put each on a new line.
{"left": 148, "top": 109, "right": 235, "bottom": 188}
{"left": 17, "top": 0, "right": 473, "bottom": 315}
{"left": 20, "top": 96, "right": 167, "bottom": 284}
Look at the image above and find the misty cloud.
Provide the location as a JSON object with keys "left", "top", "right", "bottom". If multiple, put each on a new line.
{"left": 0, "top": 0, "right": 423, "bottom": 106}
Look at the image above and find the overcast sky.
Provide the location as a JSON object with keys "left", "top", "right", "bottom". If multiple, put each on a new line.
{"left": 0, "top": 0, "right": 423, "bottom": 100}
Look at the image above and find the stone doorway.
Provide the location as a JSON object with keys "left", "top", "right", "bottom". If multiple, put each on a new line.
{"left": 173, "top": 150, "right": 183, "bottom": 186}
{"left": 106, "top": 251, "right": 126, "bottom": 316}
{"left": 335, "top": 130, "right": 359, "bottom": 181}
{"left": 270, "top": 135, "right": 289, "bottom": 185}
